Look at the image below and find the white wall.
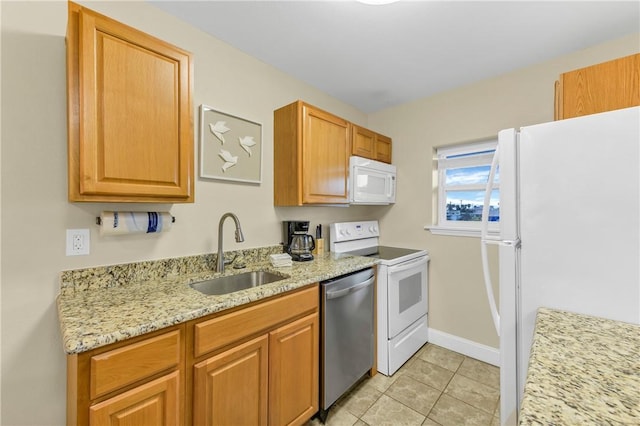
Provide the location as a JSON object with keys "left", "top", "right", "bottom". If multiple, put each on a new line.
{"left": 1, "top": 1, "right": 638, "bottom": 424}
{"left": 368, "top": 33, "right": 640, "bottom": 350}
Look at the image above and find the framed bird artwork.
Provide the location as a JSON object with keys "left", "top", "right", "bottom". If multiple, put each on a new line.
{"left": 199, "top": 105, "right": 262, "bottom": 184}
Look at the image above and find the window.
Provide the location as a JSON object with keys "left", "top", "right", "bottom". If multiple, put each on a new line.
{"left": 429, "top": 140, "right": 499, "bottom": 237}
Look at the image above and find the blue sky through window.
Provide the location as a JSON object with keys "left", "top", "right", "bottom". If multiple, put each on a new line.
{"left": 438, "top": 143, "right": 500, "bottom": 224}
{"left": 445, "top": 166, "right": 500, "bottom": 207}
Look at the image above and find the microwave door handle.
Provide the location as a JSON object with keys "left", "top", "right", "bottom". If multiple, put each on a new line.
{"left": 387, "top": 175, "right": 395, "bottom": 197}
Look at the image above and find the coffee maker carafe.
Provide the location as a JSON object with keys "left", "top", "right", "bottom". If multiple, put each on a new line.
{"left": 283, "top": 221, "right": 315, "bottom": 262}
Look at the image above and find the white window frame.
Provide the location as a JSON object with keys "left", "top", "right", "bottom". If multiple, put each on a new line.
{"left": 427, "top": 139, "right": 499, "bottom": 238}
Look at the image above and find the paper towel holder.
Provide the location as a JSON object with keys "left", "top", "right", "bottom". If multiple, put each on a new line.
{"left": 96, "top": 215, "right": 176, "bottom": 225}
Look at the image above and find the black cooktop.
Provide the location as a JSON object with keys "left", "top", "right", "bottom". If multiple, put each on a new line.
{"left": 346, "top": 245, "right": 424, "bottom": 261}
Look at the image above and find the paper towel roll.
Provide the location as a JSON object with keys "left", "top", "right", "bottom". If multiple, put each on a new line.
{"left": 99, "top": 211, "right": 174, "bottom": 236}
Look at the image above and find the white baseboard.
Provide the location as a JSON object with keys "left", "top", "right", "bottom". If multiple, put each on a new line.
{"left": 428, "top": 328, "right": 500, "bottom": 367}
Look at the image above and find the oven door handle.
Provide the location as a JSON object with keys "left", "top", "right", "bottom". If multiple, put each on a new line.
{"left": 326, "top": 276, "right": 375, "bottom": 300}
{"left": 387, "top": 256, "right": 428, "bottom": 274}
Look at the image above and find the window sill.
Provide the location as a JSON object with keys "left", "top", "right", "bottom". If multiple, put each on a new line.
{"left": 425, "top": 225, "right": 499, "bottom": 238}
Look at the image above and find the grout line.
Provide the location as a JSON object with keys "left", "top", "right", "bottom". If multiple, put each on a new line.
{"left": 321, "top": 344, "right": 500, "bottom": 426}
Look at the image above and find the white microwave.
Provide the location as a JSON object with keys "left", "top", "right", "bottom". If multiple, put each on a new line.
{"left": 349, "top": 156, "right": 396, "bottom": 205}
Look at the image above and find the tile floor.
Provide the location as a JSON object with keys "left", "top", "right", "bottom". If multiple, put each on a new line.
{"left": 308, "top": 343, "right": 500, "bottom": 426}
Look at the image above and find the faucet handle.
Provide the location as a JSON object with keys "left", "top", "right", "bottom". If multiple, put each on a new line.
{"left": 223, "top": 252, "right": 238, "bottom": 266}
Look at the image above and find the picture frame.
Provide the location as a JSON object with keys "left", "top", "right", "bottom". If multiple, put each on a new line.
{"left": 199, "top": 105, "right": 263, "bottom": 184}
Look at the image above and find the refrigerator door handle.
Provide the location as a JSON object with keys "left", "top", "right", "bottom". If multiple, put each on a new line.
{"left": 483, "top": 237, "right": 521, "bottom": 247}
{"left": 480, "top": 146, "right": 501, "bottom": 335}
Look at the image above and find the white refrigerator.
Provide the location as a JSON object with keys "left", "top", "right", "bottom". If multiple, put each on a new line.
{"left": 480, "top": 106, "right": 640, "bottom": 425}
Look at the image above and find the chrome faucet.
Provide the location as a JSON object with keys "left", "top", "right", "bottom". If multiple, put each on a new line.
{"left": 216, "top": 212, "right": 245, "bottom": 273}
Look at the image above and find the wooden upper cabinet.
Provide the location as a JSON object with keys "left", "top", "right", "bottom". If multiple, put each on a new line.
{"left": 274, "top": 101, "right": 350, "bottom": 206}
{"left": 374, "top": 132, "right": 392, "bottom": 163}
{"left": 351, "top": 125, "right": 392, "bottom": 164}
{"left": 351, "top": 125, "right": 376, "bottom": 158}
{"left": 555, "top": 53, "right": 640, "bottom": 120}
{"left": 66, "top": 2, "right": 194, "bottom": 202}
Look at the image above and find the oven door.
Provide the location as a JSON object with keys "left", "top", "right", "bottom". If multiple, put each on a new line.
{"left": 387, "top": 255, "right": 429, "bottom": 338}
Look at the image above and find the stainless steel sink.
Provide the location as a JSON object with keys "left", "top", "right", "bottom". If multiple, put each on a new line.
{"left": 190, "top": 271, "right": 288, "bottom": 295}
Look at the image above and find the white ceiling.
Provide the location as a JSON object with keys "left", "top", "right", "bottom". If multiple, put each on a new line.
{"left": 149, "top": 1, "right": 640, "bottom": 113}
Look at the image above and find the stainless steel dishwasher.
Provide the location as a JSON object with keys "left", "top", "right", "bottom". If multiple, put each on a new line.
{"left": 319, "top": 267, "right": 374, "bottom": 422}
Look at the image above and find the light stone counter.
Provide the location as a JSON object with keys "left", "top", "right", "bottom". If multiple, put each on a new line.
{"left": 519, "top": 307, "right": 640, "bottom": 425}
{"left": 57, "top": 246, "right": 377, "bottom": 354}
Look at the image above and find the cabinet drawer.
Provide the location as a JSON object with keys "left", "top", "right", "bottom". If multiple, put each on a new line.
{"left": 194, "top": 285, "right": 318, "bottom": 358}
{"left": 90, "top": 330, "right": 181, "bottom": 399}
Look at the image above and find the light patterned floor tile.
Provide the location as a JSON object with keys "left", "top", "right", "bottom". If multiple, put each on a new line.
{"left": 419, "top": 344, "right": 465, "bottom": 372}
{"left": 457, "top": 357, "right": 500, "bottom": 390}
{"left": 385, "top": 375, "right": 442, "bottom": 416}
{"left": 444, "top": 374, "right": 500, "bottom": 414}
{"left": 308, "top": 404, "right": 360, "bottom": 426}
{"left": 336, "top": 379, "right": 383, "bottom": 418}
{"left": 361, "top": 394, "right": 426, "bottom": 426}
{"left": 313, "top": 345, "right": 500, "bottom": 426}
{"left": 422, "top": 418, "right": 442, "bottom": 426}
{"left": 428, "top": 394, "right": 494, "bottom": 426}
{"left": 365, "top": 370, "right": 401, "bottom": 393}
{"left": 403, "top": 358, "right": 455, "bottom": 391}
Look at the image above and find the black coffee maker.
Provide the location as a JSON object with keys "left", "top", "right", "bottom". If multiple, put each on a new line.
{"left": 283, "top": 220, "right": 315, "bottom": 262}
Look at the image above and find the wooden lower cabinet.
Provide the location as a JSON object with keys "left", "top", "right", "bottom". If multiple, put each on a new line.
{"left": 189, "top": 285, "right": 320, "bottom": 426}
{"left": 66, "top": 325, "right": 185, "bottom": 426}
{"left": 89, "top": 371, "right": 180, "bottom": 425}
{"left": 66, "top": 287, "right": 319, "bottom": 426}
{"left": 269, "top": 314, "right": 319, "bottom": 426}
{"left": 193, "top": 335, "right": 269, "bottom": 426}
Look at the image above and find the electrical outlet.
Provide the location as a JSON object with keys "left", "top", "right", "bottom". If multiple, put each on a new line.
{"left": 66, "top": 229, "right": 90, "bottom": 256}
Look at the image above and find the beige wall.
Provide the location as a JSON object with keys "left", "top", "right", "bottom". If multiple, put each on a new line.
{"left": 1, "top": 0, "right": 638, "bottom": 423}
{"left": 0, "top": 1, "right": 374, "bottom": 424}
{"left": 368, "top": 33, "right": 640, "bottom": 349}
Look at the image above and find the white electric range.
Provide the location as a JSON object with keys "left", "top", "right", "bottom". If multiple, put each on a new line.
{"left": 330, "top": 221, "right": 430, "bottom": 376}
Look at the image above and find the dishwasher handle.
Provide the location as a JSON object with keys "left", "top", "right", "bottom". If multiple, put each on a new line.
{"left": 326, "top": 276, "right": 375, "bottom": 300}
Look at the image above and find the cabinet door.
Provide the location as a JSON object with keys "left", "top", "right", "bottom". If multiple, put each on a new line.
{"left": 352, "top": 125, "right": 376, "bottom": 159}
{"left": 67, "top": 3, "right": 193, "bottom": 202}
{"left": 352, "top": 125, "right": 392, "bottom": 164}
{"left": 374, "top": 133, "right": 392, "bottom": 164}
{"left": 269, "top": 313, "right": 319, "bottom": 426}
{"left": 89, "top": 371, "right": 180, "bottom": 426}
{"left": 556, "top": 53, "right": 640, "bottom": 120}
{"left": 302, "top": 105, "right": 350, "bottom": 204}
{"left": 193, "top": 335, "right": 269, "bottom": 426}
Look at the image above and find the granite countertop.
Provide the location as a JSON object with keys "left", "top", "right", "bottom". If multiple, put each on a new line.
{"left": 57, "top": 246, "right": 377, "bottom": 355}
{"left": 519, "top": 307, "right": 640, "bottom": 425}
